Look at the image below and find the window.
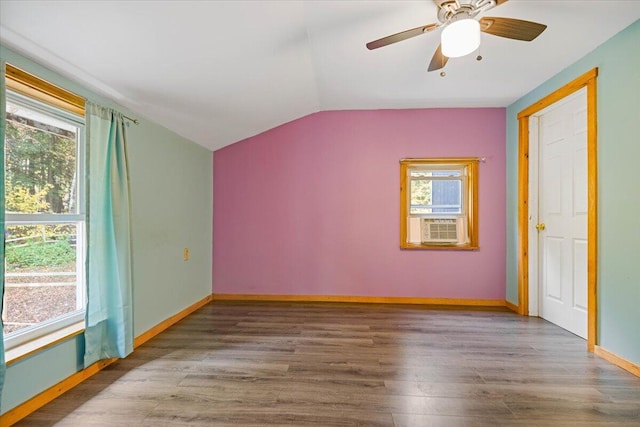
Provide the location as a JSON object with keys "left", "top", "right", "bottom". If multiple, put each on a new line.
{"left": 400, "top": 158, "right": 479, "bottom": 249}
{"left": 3, "top": 64, "right": 86, "bottom": 352}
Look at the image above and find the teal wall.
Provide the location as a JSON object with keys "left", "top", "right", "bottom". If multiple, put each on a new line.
{"left": 1, "top": 46, "right": 213, "bottom": 413}
{"left": 506, "top": 20, "right": 640, "bottom": 364}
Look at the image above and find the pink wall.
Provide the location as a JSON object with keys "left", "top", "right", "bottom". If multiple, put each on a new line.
{"left": 213, "top": 109, "right": 506, "bottom": 299}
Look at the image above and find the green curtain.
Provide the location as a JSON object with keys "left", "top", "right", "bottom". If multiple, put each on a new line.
{"left": 84, "top": 102, "right": 133, "bottom": 367}
{"left": 0, "top": 61, "right": 6, "bottom": 403}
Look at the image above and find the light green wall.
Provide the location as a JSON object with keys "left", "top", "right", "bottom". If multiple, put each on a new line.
{"left": 128, "top": 121, "right": 212, "bottom": 336}
{"left": 506, "top": 20, "right": 640, "bottom": 364}
{"left": 1, "top": 45, "right": 213, "bottom": 413}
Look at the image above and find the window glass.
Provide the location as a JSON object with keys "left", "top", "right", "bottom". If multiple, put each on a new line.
{"left": 410, "top": 178, "right": 462, "bottom": 214}
{"left": 6, "top": 100, "right": 78, "bottom": 215}
{"left": 4, "top": 223, "right": 82, "bottom": 335}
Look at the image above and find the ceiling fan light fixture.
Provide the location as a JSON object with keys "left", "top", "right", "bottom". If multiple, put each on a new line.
{"left": 441, "top": 18, "right": 481, "bottom": 58}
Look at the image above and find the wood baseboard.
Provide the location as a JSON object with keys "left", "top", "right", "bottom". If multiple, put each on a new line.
{"left": 594, "top": 345, "right": 640, "bottom": 377}
{"left": 134, "top": 294, "right": 213, "bottom": 347}
{"left": 504, "top": 300, "right": 519, "bottom": 313}
{"left": 0, "top": 294, "right": 213, "bottom": 426}
{"left": 211, "top": 293, "right": 507, "bottom": 307}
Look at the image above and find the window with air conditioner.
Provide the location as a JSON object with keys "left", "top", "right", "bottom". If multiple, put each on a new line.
{"left": 400, "top": 158, "right": 479, "bottom": 249}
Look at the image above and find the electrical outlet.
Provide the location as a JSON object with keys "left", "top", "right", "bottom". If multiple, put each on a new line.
{"left": 184, "top": 248, "right": 190, "bottom": 261}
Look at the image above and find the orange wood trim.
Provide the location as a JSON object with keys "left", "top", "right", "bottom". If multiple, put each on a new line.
{"left": 504, "top": 300, "right": 519, "bottom": 313}
{"left": 517, "top": 68, "right": 598, "bottom": 119}
{"left": 469, "top": 159, "right": 479, "bottom": 248}
{"left": 211, "top": 293, "right": 506, "bottom": 307}
{"left": 517, "top": 115, "right": 530, "bottom": 316}
{"left": 516, "top": 67, "right": 598, "bottom": 347}
{"left": 0, "top": 358, "right": 117, "bottom": 426}
{"left": 133, "top": 294, "right": 213, "bottom": 348}
{"left": 399, "top": 158, "right": 479, "bottom": 250}
{"left": 399, "top": 157, "right": 480, "bottom": 162}
{"left": 1, "top": 294, "right": 213, "bottom": 425}
{"left": 399, "top": 161, "right": 408, "bottom": 248}
{"left": 5, "top": 63, "right": 85, "bottom": 116}
{"left": 594, "top": 346, "right": 640, "bottom": 378}
{"left": 586, "top": 75, "right": 598, "bottom": 352}
{"left": 399, "top": 244, "right": 479, "bottom": 251}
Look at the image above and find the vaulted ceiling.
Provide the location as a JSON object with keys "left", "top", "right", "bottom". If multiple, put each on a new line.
{"left": 2, "top": 1, "right": 639, "bottom": 151}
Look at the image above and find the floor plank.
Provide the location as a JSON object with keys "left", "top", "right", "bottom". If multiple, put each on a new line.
{"left": 14, "top": 301, "right": 640, "bottom": 426}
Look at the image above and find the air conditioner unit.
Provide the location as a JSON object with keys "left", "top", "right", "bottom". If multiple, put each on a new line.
{"left": 421, "top": 218, "right": 463, "bottom": 243}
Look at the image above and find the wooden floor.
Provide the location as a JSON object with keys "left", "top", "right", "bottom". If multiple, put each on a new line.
{"left": 16, "top": 301, "right": 640, "bottom": 426}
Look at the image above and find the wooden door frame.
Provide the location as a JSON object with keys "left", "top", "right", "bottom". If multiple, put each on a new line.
{"left": 516, "top": 68, "right": 598, "bottom": 351}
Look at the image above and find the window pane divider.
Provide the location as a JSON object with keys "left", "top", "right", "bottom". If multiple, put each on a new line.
{"left": 6, "top": 214, "right": 84, "bottom": 223}
{"left": 410, "top": 177, "right": 463, "bottom": 181}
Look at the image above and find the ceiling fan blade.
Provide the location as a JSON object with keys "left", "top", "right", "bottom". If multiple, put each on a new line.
{"left": 366, "top": 23, "right": 439, "bottom": 50}
{"left": 495, "top": 0, "right": 509, "bottom": 6}
{"left": 428, "top": 44, "right": 449, "bottom": 72}
{"left": 480, "top": 17, "right": 547, "bottom": 41}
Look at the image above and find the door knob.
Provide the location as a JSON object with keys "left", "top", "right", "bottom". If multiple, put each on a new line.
{"left": 535, "top": 223, "right": 546, "bottom": 231}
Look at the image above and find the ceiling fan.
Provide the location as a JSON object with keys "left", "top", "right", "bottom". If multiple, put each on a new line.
{"left": 366, "top": 0, "right": 547, "bottom": 72}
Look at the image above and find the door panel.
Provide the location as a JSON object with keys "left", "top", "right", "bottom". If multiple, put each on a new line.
{"left": 573, "top": 239, "right": 588, "bottom": 311}
{"left": 538, "top": 88, "right": 588, "bottom": 338}
{"left": 573, "top": 147, "right": 588, "bottom": 214}
{"left": 544, "top": 236, "right": 563, "bottom": 301}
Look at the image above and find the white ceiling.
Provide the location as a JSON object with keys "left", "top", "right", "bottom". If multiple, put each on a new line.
{"left": 1, "top": 1, "right": 639, "bottom": 151}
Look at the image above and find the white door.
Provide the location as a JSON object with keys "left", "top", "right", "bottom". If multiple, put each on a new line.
{"left": 537, "top": 88, "right": 588, "bottom": 338}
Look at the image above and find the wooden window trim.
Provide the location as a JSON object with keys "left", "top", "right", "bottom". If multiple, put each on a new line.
{"left": 5, "top": 63, "right": 85, "bottom": 116}
{"left": 400, "top": 158, "right": 479, "bottom": 250}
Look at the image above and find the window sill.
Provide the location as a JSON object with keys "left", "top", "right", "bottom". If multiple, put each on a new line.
{"left": 401, "top": 243, "right": 479, "bottom": 250}
{"left": 5, "top": 321, "right": 85, "bottom": 366}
